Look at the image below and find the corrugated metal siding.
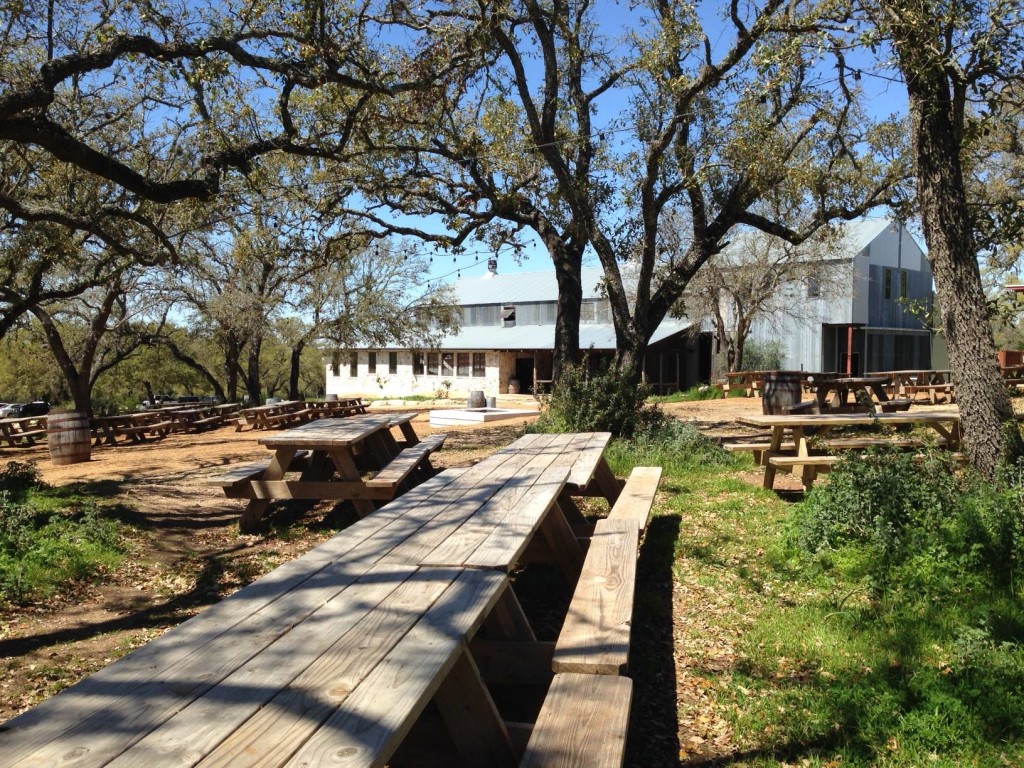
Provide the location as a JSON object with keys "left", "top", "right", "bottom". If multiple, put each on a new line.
{"left": 866, "top": 264, "right": 931, "bottom": 329}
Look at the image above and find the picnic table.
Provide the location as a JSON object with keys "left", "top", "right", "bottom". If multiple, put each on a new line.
{"left": 0, "top": 415, "right": 47, "bottom": 447}
{"left": 1, "top": 431, "right": 652, "bottom": 768}
{"left": 791, "top": 375, "right": 911, "bottom": 414}
{"left": 736, "top": 410, "right": 962, "bottom": 490}
{"left": 234, "top": 400, "right": 311, "bottom": 430}
{"left": 216, "top": 412, "right": 445, "bottom": 532}
{"left": 305, "top": 397, "right": 368, "bottom": 417}
{"left": 873, "top": 369, "right": 955, "bottom": 403}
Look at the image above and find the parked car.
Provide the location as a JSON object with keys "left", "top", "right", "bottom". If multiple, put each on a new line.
{"left": 3, "top": 401, "right": 49, "bottom": 418}
{"left": 0, "top": 403, "right": 17, "bottom": 418}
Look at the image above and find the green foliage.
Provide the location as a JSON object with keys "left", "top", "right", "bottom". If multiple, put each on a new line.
{"left": 742, "top": 339, "right": 785, "bottom": 371}
{"left": 0, "top": 464, "right": 125, "bottom": 605}
{"left": 604, "top": 419, "right": 740, "bottom": 477}
{"left": 649, "top": 383, "right": 722, "bottom": 403}
{"left": 0, "top": 460, "right": 41, "bottom": 501}
{"left": 662, "top": 446, "right": 1024, "bottom": 764}
{"left": 530, "top": 362, "right": 663, "bottom": 438}
{"left": 792, "top": 448, "right": 1024, "bottom": 600}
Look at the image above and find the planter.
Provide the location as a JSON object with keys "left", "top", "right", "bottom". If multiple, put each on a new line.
{"left": 47, "top": 410, "right": 91, "bottom": 465}
{"left": 508, "top": 379, "right": 521, "bottom": 395}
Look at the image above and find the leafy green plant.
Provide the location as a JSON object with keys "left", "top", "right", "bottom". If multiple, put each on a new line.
{"left": 0, "top": 481, "right": 125, "bottom": 605}
{"left": 529, "top": 361, "right": 662, "bottom": 438}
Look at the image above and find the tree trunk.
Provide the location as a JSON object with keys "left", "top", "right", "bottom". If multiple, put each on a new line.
{"left": 289, "top": 340, "right": 305, "bottom": 400}
{"left": 905, "top": 79, "right": 1019, "bottom": 477}
{"left": 245, "top": 337, "right": 263, "bottom": 405}
{"left": 224, "top": 335, "right": 241, "bottom": 403}
{"left": 31, "top": 306, "right": 92, "bottom": 414}
{"left": 552, "top": 263, "right": 583, "bottom": 380}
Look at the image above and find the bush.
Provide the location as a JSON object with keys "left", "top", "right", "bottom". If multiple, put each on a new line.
{"left": 530, "top": 361, "right": 663, "bottom": 438}
{"left": 0, "top": 460, "right": 41, "bottom": 501}
{"left": 741, "top": 339, "right": 785, "bottom": 371}
{"left": 792, "top": 448, "right": 1024, "bottom": 602}
{"left": 604, "top": 419, "right": 739, "bottom": 477}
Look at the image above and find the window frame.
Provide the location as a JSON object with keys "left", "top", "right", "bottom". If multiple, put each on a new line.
{"left": 349, "top": 352, "right": 358, "bottom": 377}
{"left": 388, "top": 351, "right": 398, "bottom": 375}
{"left": 472, "top": 352, "right": 486, "bottom": 377}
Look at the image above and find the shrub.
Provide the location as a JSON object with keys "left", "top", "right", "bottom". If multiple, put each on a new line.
{"left": 792, "top": 448, "right": 1024, "bottom": 602}
{"left": 530, "top": 361, "right": 662, "bottom": 438}
{"left": 604, "top": 419, "right": 739, "bottom": 477}
{"left": 741, "top": 339, "right": 785, "bottom": 371}
{"left": 0, "top": 460, "right": 41, "bottom": 501}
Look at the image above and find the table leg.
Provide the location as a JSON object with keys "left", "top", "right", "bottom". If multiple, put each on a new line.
{"left": 328, "top": 447, "right": 376, "bottom": 517}
{"left": 794, "top": 427, "right": 817, "bottom": 489}
{"left": 537, "top": 501, "right": 585, "bottom": 584}
{"left": 763, "top": 427, "right": 784, "bottom": 489}
{"left": 239, "top": 448, "right": 296, "bottom": 533}
{"left": 592, "top": 456, "right": 622, "bottom": 506}
{"left": 398, "top": 420, "right": 420, "bottom": 446}
{"left": 484, "top": 582, "right": 536, "bottom": 641}
{"left": 432, "top": 649, "right": 518, "bottom": 768}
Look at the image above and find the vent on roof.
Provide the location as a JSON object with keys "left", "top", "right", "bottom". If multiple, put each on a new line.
{"left": 502, "top": 305, "right": 516, "bottom": 327}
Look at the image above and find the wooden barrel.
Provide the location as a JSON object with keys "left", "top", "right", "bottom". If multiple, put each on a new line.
{"left": 762, "top": 372, "right": 802, "bottom": 415}
{"left": 47, "top": 411, "right": 91, "bottom": 465}
{"left": 467, "top": 390, "right": 486, "bottom": 408}
{"left": 507, "top": 379, "right": 521, "bottom": 395}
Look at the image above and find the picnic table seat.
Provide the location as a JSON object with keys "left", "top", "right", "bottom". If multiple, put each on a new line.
{"left": 209, "top": 451, "right": 312, "bottom": 490}
{"left": 551, "top": 466, "right": 660, "bottom": 676}
{"left": 365, "top": 433, "right": 448, "bottom": 491}
{"left": 519, "top": 673, "right": 633, "bottom": 768}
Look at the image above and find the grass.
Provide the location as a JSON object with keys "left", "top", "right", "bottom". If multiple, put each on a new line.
{"left": 0, "top": 462, "right": 128, "bottom": 606}
{"left": 605, "top": 432, "right": 1024, "bottom": 766}
{"left": 650, "top": 384, "right": 725, "bottom": 403}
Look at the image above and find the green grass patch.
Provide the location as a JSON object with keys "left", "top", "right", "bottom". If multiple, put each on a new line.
{"left": 0, "top": 461, "right": 128, "bottom": 606}
{"left": 649, "top": 384, "right": 724, "bottom": 403}
{"left": 624, "top": 432, "right": 1024, "bottom": 766}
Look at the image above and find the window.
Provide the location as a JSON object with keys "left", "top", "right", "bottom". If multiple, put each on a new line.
{"left": 472, "top": 352, "right": 486, "bottom": 377}
{"left": 456, "top": 352, "right": 470, "bottom": 377}
{"left": 502, "top": 305, "right": 516, "bottom": 327}
{"left": 442, "top": 352, "right": 455, "bottom": 376}
{"left": 349, "top": 352, "right": 358, "bottom": 377}
{"left": 389, "top": 351, "right": 398, "bottom": 375}
{"left": 806, "top": 276, "right": 820, "bottom": 299}
{"left": 427, "top": 353, "right": 439, "bottom": 375}
{"left": 414, "top": 352, "right": 425, "bottom": 375}
{"left": 900, "top": 270, "right": 908, "bottom": 299}
{"left": 331, "top": 362, "right": 340, "bottom": 377}
{"left": 883, "top": 268, "right": 893, "bottom": 299}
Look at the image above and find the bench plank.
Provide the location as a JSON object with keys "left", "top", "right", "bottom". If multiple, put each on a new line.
{"left": 520, "top": 673, "right": 633, "bottom": 768}
{"left": 604, "top": 466, "right": 661, "bottom": 533}
{"left": 552, "top": 519, "right": 638, "bottom": 675}
{"left": 365, "top": 433, "right": 447, "bottom": 489}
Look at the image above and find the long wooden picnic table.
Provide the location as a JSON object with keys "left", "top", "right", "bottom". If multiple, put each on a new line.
{"left": 0, "top": 431, "right": 626, "bottom": 768}
{"left": 738, "top": 410, "right": 962, "bottom": 490}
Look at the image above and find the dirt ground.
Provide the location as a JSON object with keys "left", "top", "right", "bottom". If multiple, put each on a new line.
{"left": 0, "top": 393, "right": 955, "bottom": 758}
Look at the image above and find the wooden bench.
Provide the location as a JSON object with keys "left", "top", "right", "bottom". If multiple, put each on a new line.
{"left": 210, "top": 451, "right": 312, "bottom": 491}
{"left": 518, "top": 466, "right": 659, "bottom": 767}
{"left": 767, "top": 455, "right": 839, "bottom": 468}
{"left": 551, "top": 467, "right": 660, "bottom": 676}
{"left": 365, "top": 433, "right": 447, "bottom": 491}
{"left": 519, "top": 673, "right": 633, "bottom": 768}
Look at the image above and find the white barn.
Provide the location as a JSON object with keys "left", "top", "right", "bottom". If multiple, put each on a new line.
{"left": 325, "top": 266, "right": 705, "bottom": 399}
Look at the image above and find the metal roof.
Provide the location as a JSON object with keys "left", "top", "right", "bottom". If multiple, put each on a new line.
{"left": 717, "top": 217, "right": 898, "bottom": 261}
{"left": 367, "top": 318, "right": 694, "bottom": 351}
{"left": 451, "top": 266, "right": 608, "bottom": 304}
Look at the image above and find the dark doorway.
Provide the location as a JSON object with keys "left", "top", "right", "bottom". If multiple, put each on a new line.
{"left": 515, "top": 357, "right": 535, "bottom": 391}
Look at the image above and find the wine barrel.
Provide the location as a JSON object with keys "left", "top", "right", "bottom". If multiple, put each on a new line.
{"left": 467, "top": 390, "right": 486, "bottom": 408}
{"left": 47, "top": 411, "right": 91, "bottom": 465}
{"left": 762, "top": 372, "right": 802, "bottom": 415}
